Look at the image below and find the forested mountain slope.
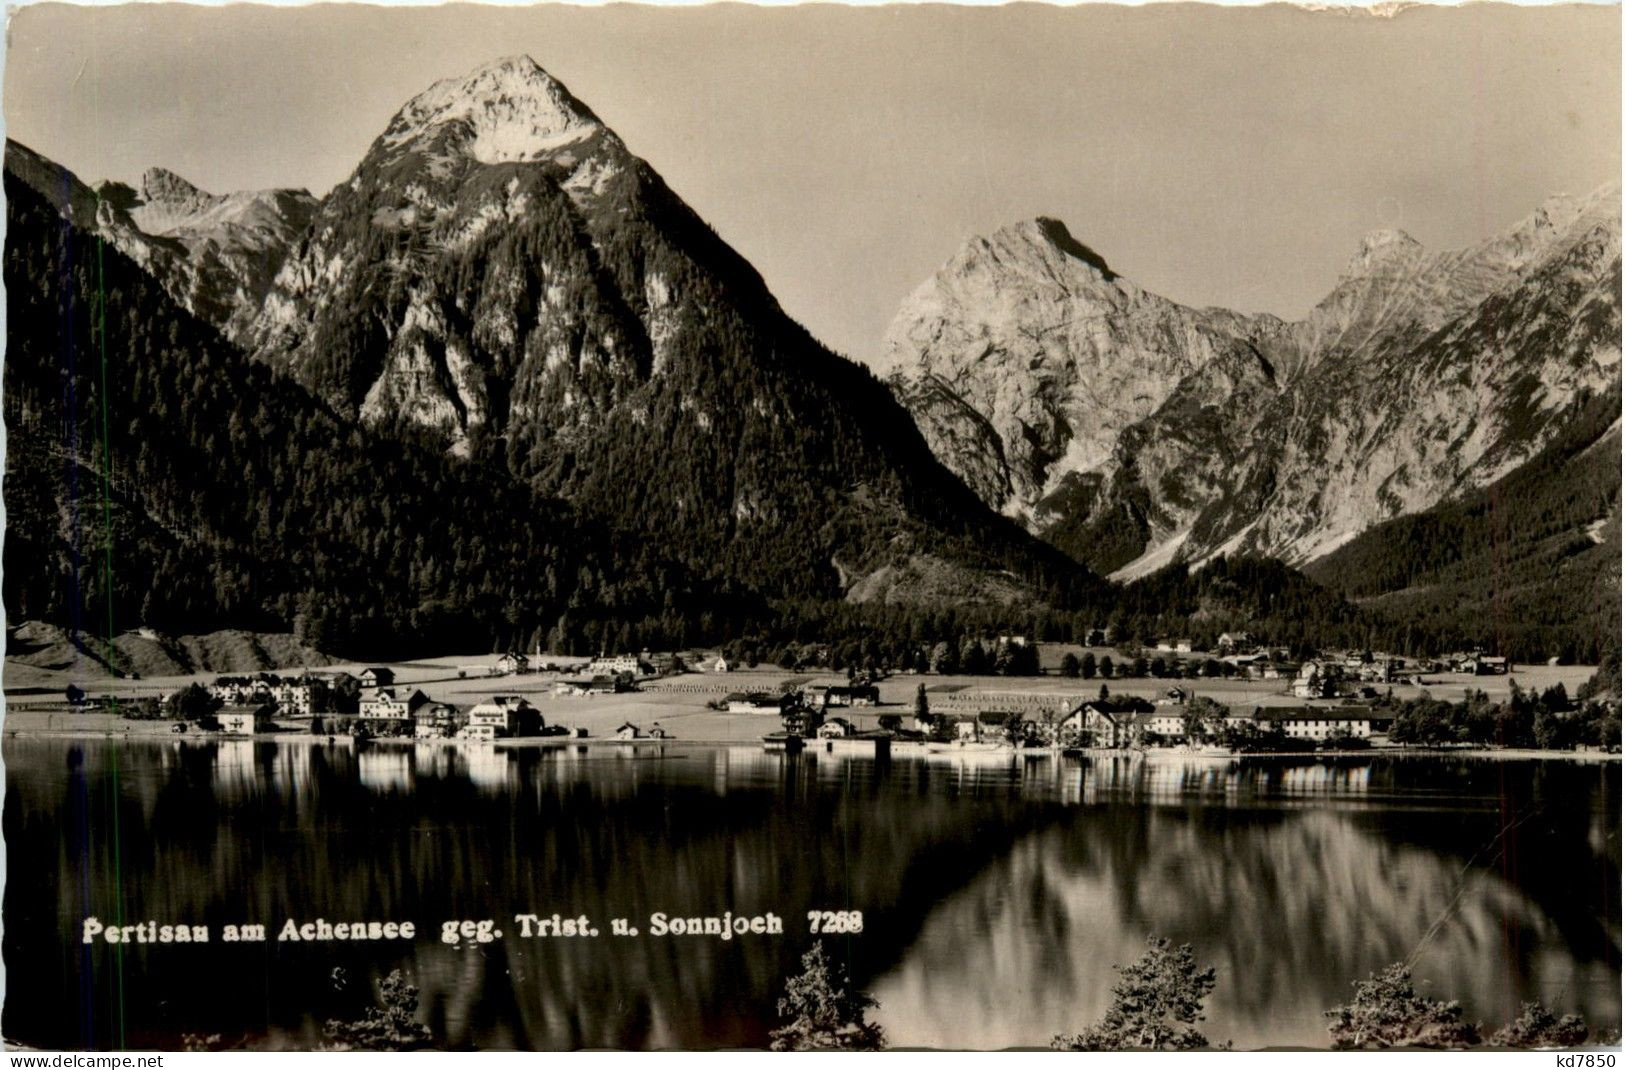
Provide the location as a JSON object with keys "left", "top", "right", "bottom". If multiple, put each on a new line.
{"left": 1306, "top": 389, "right": 1621, "bottom": 662}
{"left": 3, "top": 160, "right": 764, "bottom": 659}
{"left": 245, "top": 56, "right": 1097, "bottom": 607}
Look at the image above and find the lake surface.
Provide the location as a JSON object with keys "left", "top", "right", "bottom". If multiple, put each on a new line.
{"left": 3, "top": 739, "right": 1619, "bottom": 1050}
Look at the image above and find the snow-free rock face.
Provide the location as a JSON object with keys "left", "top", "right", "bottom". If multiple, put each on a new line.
{"left": 247, "top": 55, "right": 647, "bottom": 451}
{"left": 879, "top": 218, "right": 1285, "bottom": 528}
{"left": 380, "top": 55, "right": 604, "bottom": 165}
{"left": 126, "top": 169, "right": 316, "bottom": 339}
{"left": 884, "top": 185, "right": 1622, "bottom": 578}
{"left": 4, "top": 143, "right": 315, "bottom": 344}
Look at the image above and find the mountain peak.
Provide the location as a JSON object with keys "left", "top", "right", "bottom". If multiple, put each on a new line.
{"left": 479, "top": 53, "right": 547, "bottom": 77}
{"left": 141, "top": 167, "right": 210, "bottom": 205}
{"left": 1346, "top": 227, "right": 1423, "bottom": 275}
{"left": 382, "top": 54, "right": 604, "bottom": 164}
{"left": 986, "top": 217, "right": 1118, "bottom": 280}
{"left": 1034, "top": 217, "right": 1117, "bottom": 279}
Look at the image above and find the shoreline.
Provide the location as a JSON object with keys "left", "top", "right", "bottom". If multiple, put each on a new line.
{"left": 3, "top": 726, "right": 1617, "bottom": 762}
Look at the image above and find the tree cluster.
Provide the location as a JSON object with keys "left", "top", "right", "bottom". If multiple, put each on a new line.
{"left": 321, "top": 970, "right": 433, "bottom": 1052}
{"left": 1386, "top": 684, "right": 1619, "bottom": 750}
{"left": 1325, "top": 963, "right": 1481, "bottom": 1049}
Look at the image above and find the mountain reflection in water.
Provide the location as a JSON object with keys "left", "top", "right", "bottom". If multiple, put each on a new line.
{"left": 3, "top": 740, "right": 1617, "bottom": 1051}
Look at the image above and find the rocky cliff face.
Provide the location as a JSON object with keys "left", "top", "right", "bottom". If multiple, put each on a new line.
{"left": 883, "top": 188, "right": 1622, "bottom": 578}
{"left": 3, "top": 142, "right": 315, "bottom": 345}
{"left": 877, "top": 219, "right": 1286, "bottom": 523}
{"left": 246, "top": 55, "right": 648, "bottom": 449}
{"left": 110, "top": 168, "right": 317, "bottom": 338}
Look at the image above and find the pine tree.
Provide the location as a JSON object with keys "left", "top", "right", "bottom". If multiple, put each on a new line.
{"left": 1053, "top": 935, "right": 1218, "bottom": 1051}
{"left": 769, "top": 942, "right": 885, "bottom": 1051}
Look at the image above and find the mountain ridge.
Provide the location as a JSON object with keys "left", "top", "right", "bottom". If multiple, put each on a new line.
{"left": 5, "top": 141, "right": 318, "bottom": 344}
{"left": 1, "top": 157, "right": 786, "bottom": 659}
{"left": 6, "top": 54, "right": 1613, "bottom": 663}
{"left": 6, "top": 55, "right": 1104, "bottom": 620}
{"left": 883, "top": 183, "right": 1621, "bottom": 581}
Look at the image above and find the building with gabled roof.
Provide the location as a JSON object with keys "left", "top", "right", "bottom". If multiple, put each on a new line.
{"left": 358, "top": 687, "right": 429, "bottom": 720}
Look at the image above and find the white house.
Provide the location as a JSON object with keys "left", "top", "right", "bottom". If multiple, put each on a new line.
{"left": 588, "top": 653, "right": 645, "bottom": 677}
{"left": 414, "top": 704, "right": 462, "bottom": 739}
{"left": 1059, "top": 698, "right": 1156, "bottom": 748}
{"left": 218, "top": 704, "right": 272, "bottom": 735}
{"left": 1147, "top": 712, "right": 1187, "bottom": 741}
{"left": 467, "top": 696, "right": 539, "bottom": 738}
{"left": 272, "top": 680, "right": 322, "bottom": 716}
{"left": 826, "top": 685, "right": 880, "bottom": 708}
{"left": 1222, "top": 705, "right": 1392, "bottom": 741}
{"left": 209, "top": 676, "right": 261, "bottom": 704}
{"left": 1263, "top": 708, "right": 1376, "bottom": 740}
{"left": 359, "top": 688, "right": 429, "bottom": 720}
{"left": 1292, "top": 662, "right": 1338, "bottom": 700}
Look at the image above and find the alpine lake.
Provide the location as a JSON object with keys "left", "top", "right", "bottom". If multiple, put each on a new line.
{"left": 3, "top": 738, "right": 1618, "bottom": 1050}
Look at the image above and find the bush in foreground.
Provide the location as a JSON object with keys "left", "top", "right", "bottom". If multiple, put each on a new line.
{"left": 1326, "top": 963, "right": 1480, "bottom": 1049}
{"left": 322, "top": 970, "right": 432, "bottom": 1051}
{"left": 1491, "top": 1002, "right": 1589, "bottom": 1048}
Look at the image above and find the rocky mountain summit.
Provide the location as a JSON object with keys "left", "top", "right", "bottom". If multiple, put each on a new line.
{"left": 883, "top": 187, "right": 1621, "bottom": 578}
{"left": 877, "top": 218, "right": 1287, "bottom": 524}
{"left": 115, "top": 167, "right": 317, "bottom": 338}
{"left": 380, "top": 54, "right": 606, "bottom": 166}
{"left": 247, "top": 55, "right": 645, "bottom": 448}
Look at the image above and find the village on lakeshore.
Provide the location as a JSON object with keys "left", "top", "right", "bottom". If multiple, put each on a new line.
{"left": 8, "top": 630, "right": 1619, "bottom": 756}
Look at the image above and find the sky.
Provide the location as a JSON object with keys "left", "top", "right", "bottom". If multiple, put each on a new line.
{"left": 4, "top": 2, "right": 1619, "bottom": 364}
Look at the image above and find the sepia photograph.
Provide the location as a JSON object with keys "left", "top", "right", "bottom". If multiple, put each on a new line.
{"left": 0, "top": 0, "right": 1620, "bottom": 1053}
